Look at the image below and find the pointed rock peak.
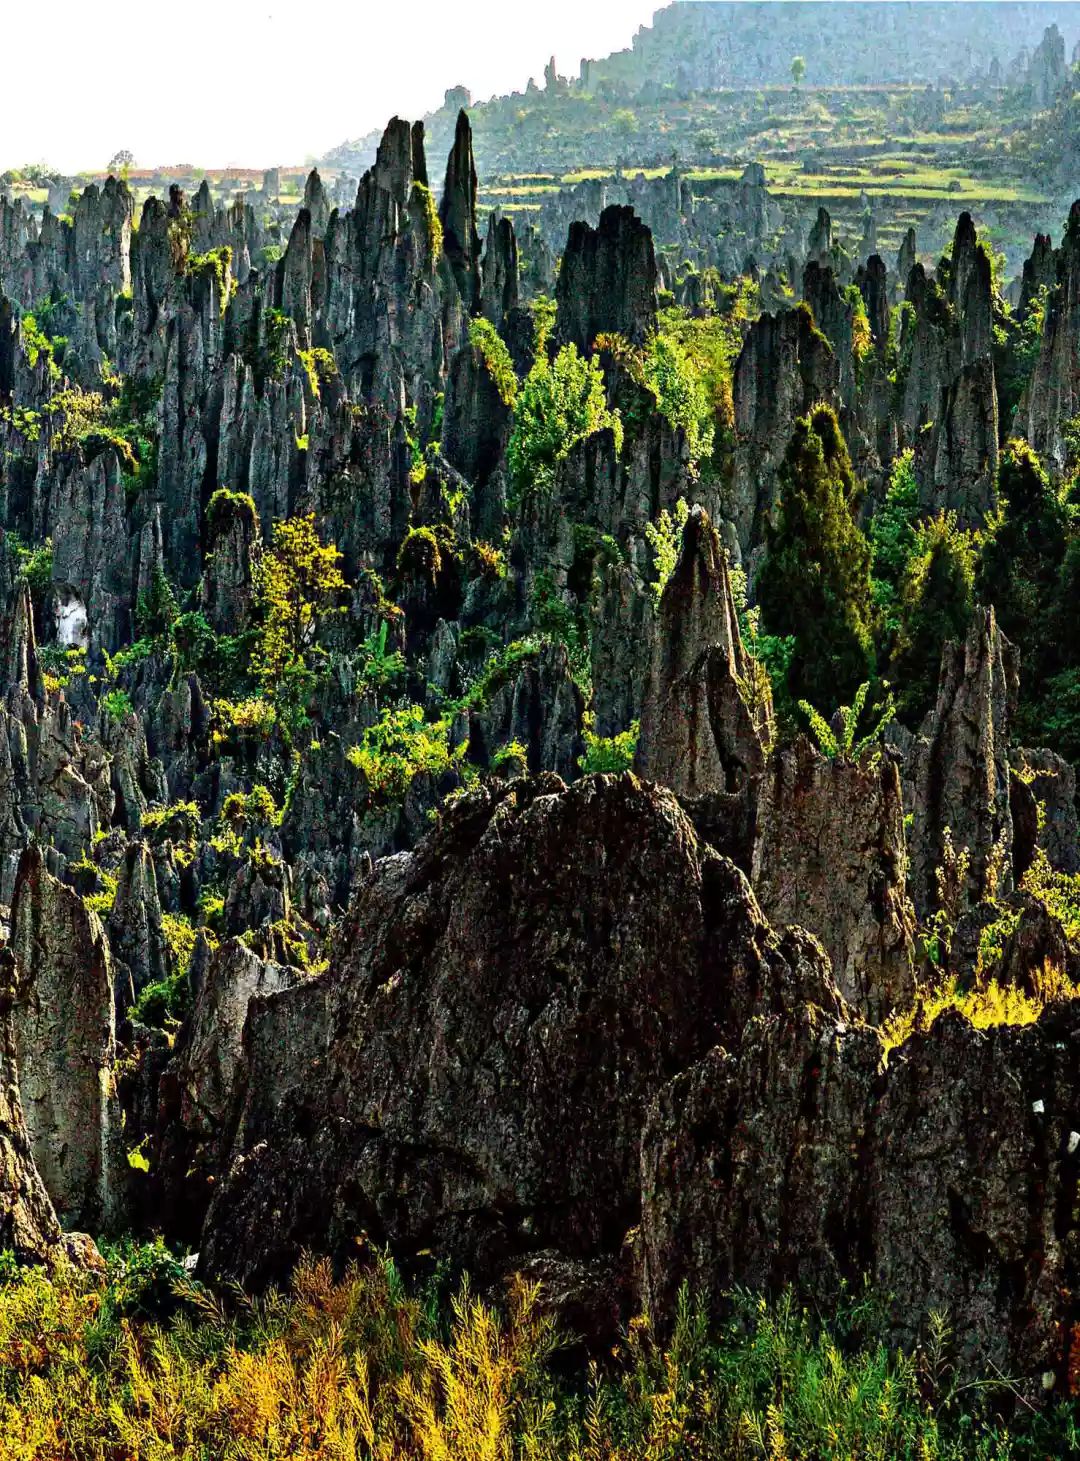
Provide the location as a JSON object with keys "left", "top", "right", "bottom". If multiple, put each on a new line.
{"left": 481, "top": 212, "right": 519, "bottom": 325}
{"left": 140, "top": 195, "right": 166, "bottom": 228}
{"left": 897, "top": 226, "right": 916, "bottom": 275}
{"left": 661, "top": 505, "right": 748, "bottom": 683}
{"left": 952, "top": 209, "right": 977, "bottom": 258}
{"left": 193, "top": 179, "right": 213, "bottom": 215}
{"left": 286, "top": 207, "right": 312, "bottom": 250}
{"left": 372, "top": 117, "right": 417, "bottom": 201}
{"left": 4, "top": 579, "right": 40, "bottom": 696}
{"left": 439, "top": 108, "right": 481, "bottom": 307}
{"left": 634, "top": 508, "right": 770, "bottom": 798}
{"left": 909, "top": 605, "right": 1018, "bottom": 917}
{"left": 411, "top": 120, "right": 428, "bottom": 189}
{"left": 808, "top": 206, "right": 832, "bottom": 262}
{"left": 303, "top": 168, "right": 329, "bottom": 231}
{"left": 858, "top": 254, "right": 889, "bottom": 348}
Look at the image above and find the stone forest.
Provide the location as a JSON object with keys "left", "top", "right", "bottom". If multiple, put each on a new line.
{"left": 4, "top": 0, "right": 1080, "bottom": 1453}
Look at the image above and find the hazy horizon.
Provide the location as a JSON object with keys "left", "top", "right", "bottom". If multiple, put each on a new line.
{"left": 5, "top": 0, "right": 662, "bottom": 173}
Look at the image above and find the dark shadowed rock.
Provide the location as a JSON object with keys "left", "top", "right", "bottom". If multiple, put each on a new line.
{"left": 555, "top": 205, "right": 657, "bottom": 353}
{"left": 751, "top": 737, "right": 916, "bottom": 1021}
{"left": 909, "top": 607, "right": 1017, "bottom": 917}
{"left": 10, "top": 846, "right": 123, "bottom": 1232}
{"left": 439, "top": 110, "right": 482, "bottom": 310}
{"left": 1013, "top": 748, "right": 1080, "bottom": 874}
{"left": 200, "top": 773, "right": 818, "bottom": 1289}
{"left": 1021, "top": 203, "right": 1080, "bottom": 468}
{"left": 480, "top": 213, "right": 519, "bottom": 326}
{"left": 641, "top": 994, "right": 1080, "bottom": 1397}
{"left": 729, "top": 303, "right": 840, "bottom": 551}
{"left": 201, "top": 489, "right": 262, "bottom": 635}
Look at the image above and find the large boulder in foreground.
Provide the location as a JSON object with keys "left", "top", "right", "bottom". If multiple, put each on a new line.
{"left": 200, "top": 773, "right": 834, "bottom": 1288}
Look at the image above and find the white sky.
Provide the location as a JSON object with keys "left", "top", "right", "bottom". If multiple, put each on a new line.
{"left": 5, "top": 0, "right": 662, "bottom": 172}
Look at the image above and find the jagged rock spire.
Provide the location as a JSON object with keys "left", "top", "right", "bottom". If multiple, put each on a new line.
{"left": 480, "top": 212, "right": 518, "bottom": 326}
{"left": 635, "top": 506, "right": 770, "bottom": 797}
{"left": 303, "top": 167, "right": 330, "bottom": 235}
{"left": 751, "top": 737, "right": 916, "bottom": 1021}
{"left": 555, "top": 203, "right": 657, "bottom": 353}
{"left": 0, "top": 943, "right": 66, "bottom": 1266}
{"left": 909, "top": 606, "right": 1017, "bottom": 917}
{"left": 11, "top": 845, "right": 122, "bottom": 1233}
{"left": 1020, "top": 201, "right": 1080, "bottom": 467}
{"left": 439, "top": 110, "right": 481, "bottom": 310}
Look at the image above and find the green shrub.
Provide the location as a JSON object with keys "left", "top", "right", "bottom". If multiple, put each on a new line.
{"left": 347, "top": 704, "right": 460, "bottom": 801}
{"left": 101, "top": 688, "right": 133, "bottom": 721}
{"left": 644, "top": 497, "right": 690, "bottom": 606}
{"left": 579, "top": 716, "right": 639, "bottom": 774}
{"left": 507, "top": 342, "right": 622, "bottom": 507}
{"left": 409, "top": 181, "right": 443, "bottom": 258}
{"left": 0, "top": 1253, "right": 1061, "bottom": 1458}
{"left": 467, "top": 318, "right": 517, "bottom": 406}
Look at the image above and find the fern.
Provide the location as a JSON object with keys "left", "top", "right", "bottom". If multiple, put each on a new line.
{"left": 799, "top": 681, "right": 895, "bottom": 760}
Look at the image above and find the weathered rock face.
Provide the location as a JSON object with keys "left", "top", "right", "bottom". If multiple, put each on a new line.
{"left": 323, "top": 117, "right": 447, "bottom": 422}
{"left": 555, "top": 205, "right": 657, "bottom": 353}
{"left": 729, "top": 303, "right": 840, "bottom": 551}
{"left": 1027, "top": 22, "right": 1068, "bottom": 108}
{"left": 1018, "top": 232, "right": 1055, "bottom": 321}
{"left": 898, "top": 214, "right": 999, "bottom": 524}
{"left": 635, "top": 506, "right": 770, "bottom": 797}
{"left": 0, "top": 945, "right": 67, "bottom": 1266}
{"left": 153, "top": 938, "right": 300, "bottom": 1242}
{"left": 908, "top": 607, "right": 1017, "bottom": 917}
{"left": 641, "top": 999, "right": 1080, "bottom": 1398}
{"left": 895, "top": 226, "right": 917, "bottom": 300}
{"left": 751, "top": 737, "right": 916, "bottom": 1020}
{"left": 1013, "top": 747, "right": 1080, "bottom": 874}
{"left": 107, "top": 841, "right": 167, "bottom": 1006}
{"left": 439, "top": 110, "right": 482, "bottom": 311}
{"left": 10, "top": 845, "right": 123, "bottom": 1232}
{"left": 589, "top": 558, "right": 655, "bottom": 739}
{"left": 470, "top": 640, "right": 584, "bottom": 780}
{"left": 1021, "top": 202, "right": 1080, "bottom": 469}
{"left": 200, "top": 773, "right": 810, "bottom": 1288}
{"left": 441, "top": 339, "right": 511, "bottom": 539}
{"left": 480, "top": 213, "right": 519, "bottom": 327}
{"left": 201, "top": 489, "right": 262, "bottom": 635}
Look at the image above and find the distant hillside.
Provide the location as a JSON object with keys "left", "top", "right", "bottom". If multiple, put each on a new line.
{"left": 587, "top": 1, "right": 1080, "bottom": 92}
{"left": 322, "top": 1, "right": 1080, "bottom": 178}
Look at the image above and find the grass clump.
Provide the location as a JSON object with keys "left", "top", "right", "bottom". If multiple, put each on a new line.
{"left": 0, "top": 1249, "right": 1059, "bottom": 1458}
{"left": 880, "top": 959, "right": 1080, "bottom": 1063}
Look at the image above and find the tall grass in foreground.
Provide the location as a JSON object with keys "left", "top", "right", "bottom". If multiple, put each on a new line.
{"left": 0, "top": 1239, "right": 1076, "bottom": 1459}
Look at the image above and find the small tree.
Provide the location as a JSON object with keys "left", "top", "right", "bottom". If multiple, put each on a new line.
{"left": 507, "top": 343, "right": 622, "bottom": 507}
{"left": 891, "top": 512, "right": 976, "bottom": 723}
{"left": 757, "top": 405, "right": 875, "bottom": 705}
{"left": 255, "top": 514, "right": 346, "bottom": 714}
{"left": 791, "top": 56, "right": 807, "bottom": 88}
{"left": 107, "top": 149, "right": 134, "bottom": 180}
